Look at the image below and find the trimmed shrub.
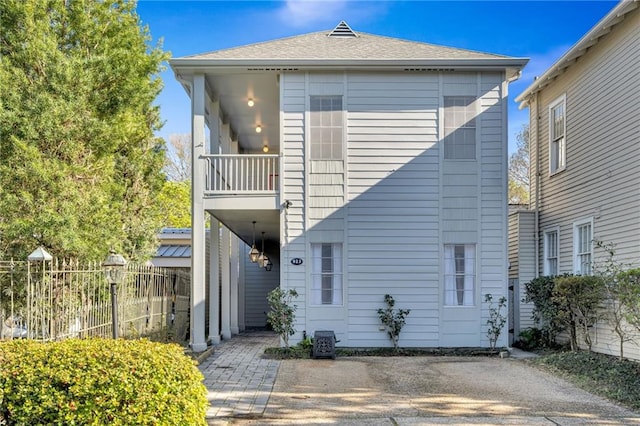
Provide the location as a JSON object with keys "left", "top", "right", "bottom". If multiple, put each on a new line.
{"left": 0, "top": 338, "right": 207, "bottom": 425}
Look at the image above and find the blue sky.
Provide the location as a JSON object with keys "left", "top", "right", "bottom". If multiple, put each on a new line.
{"left": 137, "top": 0, "right": 617, "bottom": 153}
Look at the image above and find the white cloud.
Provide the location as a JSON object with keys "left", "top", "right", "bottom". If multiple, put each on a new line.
{"left": 278, "top": 0, "right": 351, "bottom": 27}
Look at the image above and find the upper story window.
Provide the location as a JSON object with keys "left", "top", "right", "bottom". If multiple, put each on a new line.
{"left": 444, "top": 244, "right": 475, "bottom": 306}
{"left": 573, "top": 218, "right": 593, "bottom": 275}
{"left": 310, "top": 96, "right": 343, "bottom": 160}
{"left": 543, "top": 227, "right": 559, "bottom": 276}
{"left": 444, "top": 96, "right": 476, "bottom": 160}
{"left": 311, "top": 243, "right": 343, "bottom": 305}
{"left": 549, "top": 95, "right": 566, "bottom": 174}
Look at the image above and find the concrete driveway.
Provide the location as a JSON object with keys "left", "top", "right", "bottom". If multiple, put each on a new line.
{"left": 231, "top": 356, "right": 640, "bottom": 425}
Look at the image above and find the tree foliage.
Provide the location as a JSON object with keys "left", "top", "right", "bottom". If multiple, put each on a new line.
{"left": 508, "top": 125, "right": 530, "bottom": 205}
{"left": 158, "top": 181, "right": 191, "bottom": 228}
{"left": 0, "top": 0, "right": 169, "bottom": 261}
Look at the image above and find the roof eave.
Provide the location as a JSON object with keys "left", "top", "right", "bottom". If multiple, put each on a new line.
{"left": 515, "top": 0, "right": 638, "bottom": 107}
{"left": 170, "top": 58, "right": 529, "bottom": 76}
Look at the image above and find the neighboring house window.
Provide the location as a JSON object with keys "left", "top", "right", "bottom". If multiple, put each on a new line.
{"left": 573, "top": 219, "right": 593, "bottom": 275}
{"left": 310, "top": 95, "right": 343, "bottom": 160}
{"left": 444, "top": 96, "right": 476, "bottom": 160}
{"left": 311, "top": 243, "right": 343, "bottom": 305}
{"left": 543, "top": 228, "right": 559, "bottom": 276}
{"left": 549, "top": 95, "right": 566, "bottom": 174}
{"left": 444, "top": 244, "right": 475, "bottom": 306}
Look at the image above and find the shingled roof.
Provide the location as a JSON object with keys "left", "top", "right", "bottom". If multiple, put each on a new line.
{"left": 180, "top": 21, "right": 511, "bottom": 62}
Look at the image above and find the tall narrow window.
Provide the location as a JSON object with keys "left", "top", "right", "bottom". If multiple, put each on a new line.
{"left": 574, "top": 220, "right": 592, "bottom": 275}
{"left": 549, "top": 95, "right": 566, "bottom": 174}
{"left": 444, "top": 96, "right": 476, "bottom": 160}
{"left": 310, "top": 96, "right": 343, "bottom": 160}
{"left": 444, "top": 244, "right": 475, "bottom": 306}
{"left": 311, "top": 243, "right": 343, "bottom": 305}
{"left": 544, "top": 228, "right": 559, "bottom": 276}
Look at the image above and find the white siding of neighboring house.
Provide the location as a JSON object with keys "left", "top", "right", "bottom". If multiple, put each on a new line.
{"left": 527, "top": 8, "right": 640, "bottom": 359}
{"left": 508, "top": 210, "right": 536, "bottom": 336}
{"left": 281, "top": 70, "right": 509, "bottom": 348}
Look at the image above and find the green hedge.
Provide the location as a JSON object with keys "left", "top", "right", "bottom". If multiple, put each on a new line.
{"left": 0, "top": 339, "right": 207, "bottom": 425}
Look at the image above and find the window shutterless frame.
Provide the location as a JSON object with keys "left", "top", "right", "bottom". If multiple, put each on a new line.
{"left": 549, "top": 94, "right": 566, "bottom": 175}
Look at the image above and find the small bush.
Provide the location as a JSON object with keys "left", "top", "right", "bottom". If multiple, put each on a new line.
{"left": 0, "top": 338, "right": 207, "bottom": 425}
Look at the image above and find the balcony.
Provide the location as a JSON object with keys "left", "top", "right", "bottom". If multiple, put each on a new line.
{"left": 200, "top": 154, "right": 280, "bottom": 245}
{"left": 203, "top": 154, "right": 279, "bottom": 195}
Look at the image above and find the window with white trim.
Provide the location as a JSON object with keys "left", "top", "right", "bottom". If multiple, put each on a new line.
{"left": 311, "top": 243, "right": 343, "bottom": 305}
{"left": 444, "top": 96, "right": 476, "bottom": 160}
{"left": 543, "top": 228, "right": 559, "bottom": 276}
{"left": 549, "top": 95, "right": 566, "bottom": 174}
{"left": 310, "top": 96, "right": 343, "bottom": 160}
{"left": 573, "top": 219, "right": 593, "bottom": 275}
{"left": 444, "top": 244, "right": 475, "bottom": 306}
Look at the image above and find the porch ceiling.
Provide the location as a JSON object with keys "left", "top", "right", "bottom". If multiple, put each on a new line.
{"left": 208, "top": 208, "right": 280, "bottom": 252}
{"left": 205, "top": 71, "right": 280, "bottom": 154}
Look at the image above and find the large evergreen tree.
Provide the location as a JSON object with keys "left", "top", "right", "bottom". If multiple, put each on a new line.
{"left": 0, "top": 0, "right": 169, "bottom": 261}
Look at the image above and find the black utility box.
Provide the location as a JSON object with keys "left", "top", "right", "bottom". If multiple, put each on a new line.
{"left": 312, "top": 330, "right": 336, "bottom": 359}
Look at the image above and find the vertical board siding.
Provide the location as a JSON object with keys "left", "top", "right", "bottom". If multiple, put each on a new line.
{"left": 528, "top": 10, "right": 640, "bottom": 359}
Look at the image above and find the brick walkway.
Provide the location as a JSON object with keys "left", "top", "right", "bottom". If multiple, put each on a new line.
{"left": 198, "top": 330, "right": 280, "bottom": 420}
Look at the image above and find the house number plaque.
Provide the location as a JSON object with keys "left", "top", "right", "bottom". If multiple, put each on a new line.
{"left": 291, "top": 258, "right": 303, "bottom": 265}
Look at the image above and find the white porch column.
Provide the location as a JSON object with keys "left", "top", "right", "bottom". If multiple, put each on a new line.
{"left": 228, "top": 129, "right": 240, "bottom": 335}
{"left": 208, "top": 219, "right": 221, "bottom": 344}
{"left": 220, "top": 227, "right": 231, "bottom": 339}
{"left": 230, "top": 234, "right": 239, "bottom": 335}
{"left": 207, "top": 97, "right": 221, "bottom": 345}
{"left": 238, "top": 245, "right": 246, "bottom": 332}
{"left": 190, "top": 73, "right": 207, "bottom": 352}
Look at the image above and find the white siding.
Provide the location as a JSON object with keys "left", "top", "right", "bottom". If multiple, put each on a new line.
{"left": 347, "top": 73, "right": 441, "bottom": 347}
{"left": 527, "top": 9, "right": 640, "bottom": 359}
{"left": 241, "top": 245, "right": 280, "bottom": 328}
{"left": 280, "top": 72, "right": 307, "bottom": 341}
{"left": 508, "top": 210, "right": 536, "bottom": 334}
{"left": 280, "top": 70, "right": 510, "bottom": 348}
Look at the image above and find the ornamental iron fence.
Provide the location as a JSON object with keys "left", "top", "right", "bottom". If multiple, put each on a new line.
{"left": 0, "top": 258, "right": 189, "bottom": 344}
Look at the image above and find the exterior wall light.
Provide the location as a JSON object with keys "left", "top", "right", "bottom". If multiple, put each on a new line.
{"left": 255, "top": 125, "right": 262, "bottom": 133}
{"left": 247, "top": 98, "right": 255, "bottom": 107}
{"left": 263, "top": 144, "right": 269, "bottom": 153}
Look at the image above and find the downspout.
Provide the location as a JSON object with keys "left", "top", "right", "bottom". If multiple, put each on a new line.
{"left": 534, "top": 90, "right": 541, "bottom": 277}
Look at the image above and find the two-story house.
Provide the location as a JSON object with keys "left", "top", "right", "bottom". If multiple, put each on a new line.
{"left": 512, "top": 0, "right": 639, "bottom": 358}
{"left": 171, "top": 22, "right": 527, "bottom": 352}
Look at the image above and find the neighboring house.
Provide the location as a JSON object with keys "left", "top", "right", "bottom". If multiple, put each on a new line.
{"left": 170, "top": 22, "right": 527, "bottom": 351}
{"left": 151, "top": 228, "right": 192, "bottom": 269}
{"left": 513, "top": 0, "right": 640, "bottom": 358}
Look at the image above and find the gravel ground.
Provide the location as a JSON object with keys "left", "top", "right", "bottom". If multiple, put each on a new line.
{"left": 214, "top": 356, "right": 640, "bottom": 425}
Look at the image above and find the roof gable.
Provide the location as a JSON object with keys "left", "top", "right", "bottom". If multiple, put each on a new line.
{"left": 180, "top": 22, "right": 511, "bottom": 62}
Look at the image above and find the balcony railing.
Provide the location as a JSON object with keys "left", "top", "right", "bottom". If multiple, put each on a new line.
{"left": 203, "top": 154, "right": 279, "bottom": 194}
